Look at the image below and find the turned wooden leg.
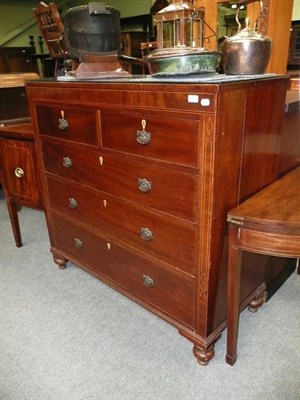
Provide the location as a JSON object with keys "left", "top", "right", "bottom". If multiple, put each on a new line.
{"left": 6, "top": 200, "right": 22, "bottom": 247}
{"left": 226, "top": 224, "right": 242, "bottom": 366}
{"left": 193, "top": 344, "right": 215, "bottom": 366}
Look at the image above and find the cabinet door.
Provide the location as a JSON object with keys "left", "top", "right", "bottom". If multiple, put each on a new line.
{"left": 0, "top": 139, "right": 42, "bottom": 207}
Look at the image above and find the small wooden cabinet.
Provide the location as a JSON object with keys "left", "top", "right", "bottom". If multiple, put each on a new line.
{"left": 27, "top": 76, "right": 289, "bottom": 365}
{"left": 0, "top": 74, "right": 43, "bottom": 246}
{"left": 0, "top": 123, "right": 43, "bottom": 246}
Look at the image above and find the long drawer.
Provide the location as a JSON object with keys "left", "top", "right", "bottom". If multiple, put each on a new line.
{"left": 51, "top": 213, "right": 196, "bottom": 328}
{"left": 42, "top": 139, "right": 198, "bottom": 221}
{"left": 47, "top": 176, "right": 197, "bottom": 276}
{"left": 101, "top": 109, "right": 199, "bottom": 167}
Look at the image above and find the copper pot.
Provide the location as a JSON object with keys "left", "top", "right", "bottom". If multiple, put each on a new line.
{"left": 221, "top": 0, "right": 272, "bottom": 75}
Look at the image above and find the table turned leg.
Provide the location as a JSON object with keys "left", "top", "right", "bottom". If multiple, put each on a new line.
{"left": 226, "top": 224, "right": 242, "bottom": 366}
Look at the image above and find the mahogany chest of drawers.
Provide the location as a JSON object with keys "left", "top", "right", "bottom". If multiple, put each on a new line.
{"left": 27, "top": 76, "right": 288, "bottom": 365}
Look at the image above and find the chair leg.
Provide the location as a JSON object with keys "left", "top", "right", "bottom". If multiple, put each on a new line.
{"left": 226, "top": 225, "right": 242, "bottom": 365}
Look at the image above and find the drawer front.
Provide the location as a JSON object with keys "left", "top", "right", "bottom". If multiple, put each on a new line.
{"left": 101, "top": 110, "right": 199, "bottom": 167}
{"left": 36, "top": 105, "right": 100, "bottom": 146}
{"left": 0, "top": 139, "right": 41, "bottom": 206}
{"left": 47, "top": 176, "right": 197, "bottom": 275}
{"left": 51, "top": 213, "right": 196, "bottom": 328}
{"left": 42, "top": 140, "right": 197, "bottom": 221}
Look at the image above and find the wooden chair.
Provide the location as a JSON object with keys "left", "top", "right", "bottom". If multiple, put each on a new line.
{"left": 226, "top": 166, "right": 300, "bottom": 365}
{"left": 33, "top": 2, "right": 69, "bottom": 76}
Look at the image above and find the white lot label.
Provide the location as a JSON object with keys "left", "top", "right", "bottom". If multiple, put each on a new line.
{"left": 187, "top": 94, "right": 199, "bottom": 103}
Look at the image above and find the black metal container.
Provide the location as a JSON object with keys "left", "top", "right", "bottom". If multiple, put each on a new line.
{"left": 64, "top": 3, "right": 121, "bottom": 59}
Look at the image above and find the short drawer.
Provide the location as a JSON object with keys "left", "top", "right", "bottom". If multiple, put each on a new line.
{"left": 101, "top": 110, "right": 199, "bottom": 167}
{"left": 51, "top": 213, "right": 196, "bottom": 328}
{"left": 42, "top": 139, "right": 198, "bottom": 221}
{"left": 47, "top": 176, "right": 197, "bottom": 276}
{"left": 35, "top": 105, "right": 100, "bottom": 146}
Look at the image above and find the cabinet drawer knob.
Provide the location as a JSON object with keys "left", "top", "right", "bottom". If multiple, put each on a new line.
{"left": 58, "top": 110, "right": 68, "bottom": 130}
{"left": 138, "top": 178, "right": 152, "bottom": 193}
{"left": 68, "top": 198, "right": 78, "bottom": 209}
{"left": 63, "top": 157, "right": 72, "bottom": 168}
{"left": 14, "top": 167, "right": 24, "bottom": 178}
{"left": 74, "top": 238, "right": 83, "bottom": 248}
{"left": 142, "top": 274, "right": 154, "bottom": 288}
{"left": 140, "top": 227, "right": 154, "bottom": 241}
{"left": 136, "top": 119, "right": 151, "bottom": 145}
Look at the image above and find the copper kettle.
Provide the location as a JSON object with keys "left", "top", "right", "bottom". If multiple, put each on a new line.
{"left": 221, "top": 0, "right": 272, "bottom": 75}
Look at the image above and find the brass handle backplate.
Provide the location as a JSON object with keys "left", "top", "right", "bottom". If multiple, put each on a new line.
{"left": 138, "top": 178, "right": 152, "bottom": 193}
{"left": 136, "top": 119, "right": 151, "bottom": 145}
{"left": 142, "top": 274, "right": 154, "bottom": 288}
{"left": 58, "top": 110, "right": 68, "bottom": 130}
{"left": 63, "top": 157, "right": 72, "bottom": 168}
{"left": 14, "top": 167, "right": 24, "bottom": 178}
{"left": 140, "top": 227, "right": 154, "bottom": 241}
{"left": 68, "top": 198, "right": 78, "bottom": 209}
{"left": 74, "top": 238, "right": 83, "bottom": 249}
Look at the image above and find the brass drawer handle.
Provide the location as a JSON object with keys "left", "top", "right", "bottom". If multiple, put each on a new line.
{"left": 138, "top": 178, "right": 152, "bottom": 193}
{"left": 58, "top": 110, "right": 68, "bottom": 130}
{"left": 136, "top": 119, "right": 151, "bottom": 145}
{"left": 140, "top": 227, "right": 154, "bottom": 241}
{"left": 74, "top": 238, "right": 83, "bottom": 249}
{"left": 142, "top": 274, "right": 154, "bottom": 288}
{"left": 14, "top": 167, "right": 24, "bottom": 178}
{"left": 68, "top": 198, "right": 78, "bottom": 209}
{"left": 63, "top": 157, "right": 72, "bottom": 168}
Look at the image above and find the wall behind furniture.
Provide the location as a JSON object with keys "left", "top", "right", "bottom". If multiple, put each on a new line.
{"left": 292, "top": 0, "right": 300, "bottom": 19}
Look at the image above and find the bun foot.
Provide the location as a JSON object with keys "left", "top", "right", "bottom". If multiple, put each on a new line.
{"left": 51, "top": 249, "right": 68, "bottom": 269}
{"left": 193, "top": 344, "right": 215, "bottom": 366}
{"left": 248, "top": 291, "right": 266, "bottom": 313}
